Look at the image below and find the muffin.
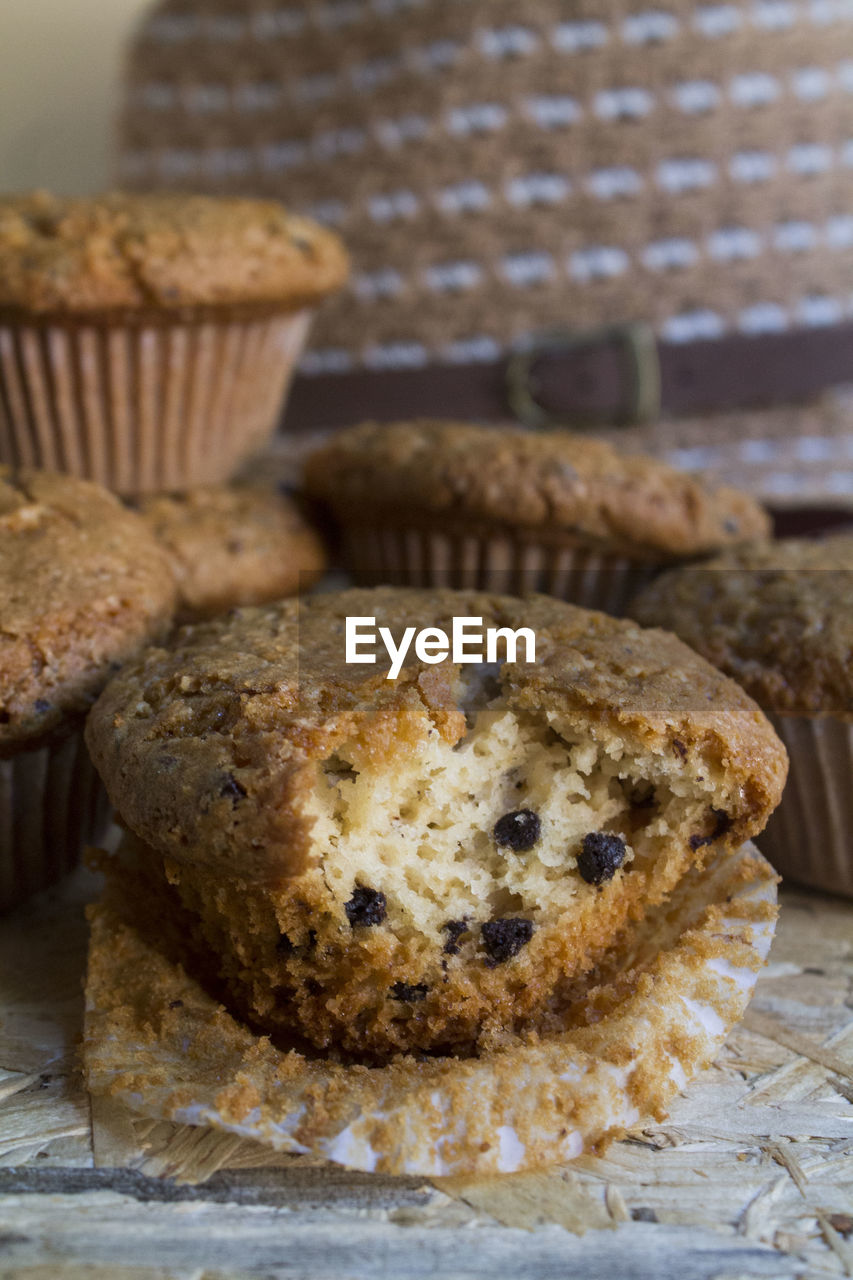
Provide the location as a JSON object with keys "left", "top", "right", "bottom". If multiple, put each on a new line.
{"left": 0, "top": 191, "right": 349, "bottom": 495}
{"left": 85, "top": 587, "right": 786, "bottom": 1059}
{"left": 0, "top": 467, "right": 176, "bottom": 912}
{"left": 132, "top": 484, "right": 327, "bottom": 621}
{"left": 631, "top": 536, "right": 853, "bottom": 896}
{"left": 303, "top": 421, "right": 770, "bottom": 613}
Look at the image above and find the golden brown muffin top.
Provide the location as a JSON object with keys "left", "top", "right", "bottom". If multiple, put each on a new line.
{"left": 631, "top": 535, "right": 853, "bottom": 720}
{"left": 0, "top": 191, "right": 349, "bottom": 315}
{"left": 0, "top": 468, "right": 177, "bottom": 754}
{"left": 304, "top": 421, "right": 770, "bottom": 559}
{"left": 86, "top": 586, "right": 786, "bottom": 883}
{"left": 132, "top": 485, "right": 327, "bottom": 621}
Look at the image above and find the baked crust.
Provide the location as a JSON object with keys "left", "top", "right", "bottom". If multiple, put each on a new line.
{"left": 630, "top": 536, "right": 853, "bottom": 720}
{"left": 85, "top": 587, "right": 785, "bottom": 1057}
{"left": 133, "top": 485, "right": 327, "bottom": 621}
{"left": 303, "top": 421, "right": 770, "bottom": 558}
{"left": 0, "top": 468, "right": 176, "bottom": 755}
{"left": 0, "top": 191, "right": 349, "bottom": 314}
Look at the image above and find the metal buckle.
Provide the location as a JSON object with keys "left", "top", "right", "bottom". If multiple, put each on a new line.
{"left": 505, "top": 322, "right": 661, "bottom": 431}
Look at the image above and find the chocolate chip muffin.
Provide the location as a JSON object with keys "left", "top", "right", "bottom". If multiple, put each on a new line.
{"left": 0, "top": 468, "right": 177, "bottom": 911}
{"left": 86, "top": 587, "right": 785, "bottom": 1059}
{"left": 0, "top": 191, "right": 349, "bottom": 494}
{"left": 303, "top": 420, "right": 770, "bottom": 614}
{"left": 132, "top": 484, "right": 327, "bottom": 620}
{"left": 631, "top": 535, "right": 853, "bottom": 896}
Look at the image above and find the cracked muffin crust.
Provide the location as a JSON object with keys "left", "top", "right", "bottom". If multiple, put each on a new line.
{"left": 304, "top": 420, "right": 770, "bottom": 560}
{"left": 132, "top": 485, "right": 327, "bottom": 621}
{"left": 0, "top": 191, "right": 349, "bottom": 316}
{"left": 0, "top": 467, "right": 176, "bottom": 754}
{"left": 85, "top": 587, "right": 786, "bottom": 1058}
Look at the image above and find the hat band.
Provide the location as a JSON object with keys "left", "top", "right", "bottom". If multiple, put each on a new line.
{"left": 283, "top": 320, "right": 853, "bottom": 433}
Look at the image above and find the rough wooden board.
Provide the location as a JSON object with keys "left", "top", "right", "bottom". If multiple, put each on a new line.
{"left": 0, "top": 868, "right": 850, "bottom": 1279}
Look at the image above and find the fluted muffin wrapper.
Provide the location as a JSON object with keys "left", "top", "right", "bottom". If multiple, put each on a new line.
{"left": 0, "top": 729, "right": 111, "bottom": 914}
{"left": 340, "top": 520, "right": 661, "bottom": 615}
{"left": 83, "top": 842, "right": 776, "bottom": 1177}
{"left": 760, "top": 716, "right": 853, "bottom": 898}
{"left": 0, "top": 309, "right": 311, "bottom": 495}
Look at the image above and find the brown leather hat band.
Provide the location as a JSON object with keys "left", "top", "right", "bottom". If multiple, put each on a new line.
{"left": 282, "top": 321, "right": 853, "bottom": 433}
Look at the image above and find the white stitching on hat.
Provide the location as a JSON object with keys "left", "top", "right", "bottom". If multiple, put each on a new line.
{"left": 594, "top": 87, "right": 655, "bottom": 119}
{"left": 708, "top": 226, "right": 763, "bottom": 260}
{"left": 550, "top": 20, "right": 609, "bottom": 51}
{"left": 585, "top": 167, "right": 644, "bottom": 199}
{"left": 363, "top": 341, "right": 429, "bottom": 369}
{"left": 774, "top": 220, "right": 820, "bottom": 251}
{"left": 795, "top": 294, "right": 846, "bottom": 324}
{"left": 505, "top": 174, "right": 572, "bottom": 206}
{"left": 435, "top": 180, "right": 492, "bottom": 213}
{"left": 622, "top": 11, "right": 680, "bottom": 43}
{"left": 250, "top": 9, "right": 307, "bottom": 39}
{"left": 670, "top": 80, "right": 722, "bottom": 113}
{"left": 522, "top": 95, "right": 582, "bottom": 127}
{"left": 258, "top": 140, "right": 307, "bottom": 172}
{"left": 478, "top": 26, "right": 540, "bottom": 58}
{"left": 422, "top": 261, "right": 484, "bottom": 292}
{"left": 751, "top": 0, "right": 796, "bottom": 29}
{"left": 500, "top": 251, "right": 557, "bottom": 285}
{"left": 729, "top": 150, "right": 778, "bottom": 182}
{"left": 738, "top": 302, "right": 789, "bottom": 332}
{"left": 662, "top": 309, "right": 726, "bottom": 341}
{"left": 368, "top": 190, "right": 421, "bottom": 221}
{"left": 375, "top": 114, "right": 429, "bottom": 147}
{"left": 439, "top": 336, "right": 503, "bottom": 364}
{"left": 657, "top": 157, "right": 716, "bottom": 192}
{"left": 299, "top": 348, "right": 354, "bottom": 375}
{"left": 447, "top": 103, "right": 508, "bottom": 134}
{"left": 568, "top": 246, "right": 630, "bottom": 281}
{"left": 353, "top": 268, "right": 405, "bottom": 299}
{"left": 642, "top": 238, "right": 699, "bottom": 270}
{"left": 787, "top": 142, "right": 833, "bottom": 173}
{"left": 729, "top": 71, "right": 781, "bottom": 106}
{"left": 692, "top": 4, "right": 742, "bottom": 36}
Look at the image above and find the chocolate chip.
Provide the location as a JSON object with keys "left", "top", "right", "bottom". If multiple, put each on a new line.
{"left": 389, "top": 981, "right": 428, "bottom": 1002}
{"left": 672, "top": 738, "right": 687, "bottom": 759}
{"left": 345, "top": 885, "right": 387, "bottom": 927}
{"left": 442, "top": 919, "right": 469, "bottom": 955}
{"left": 578, "top": 833, "right": 626, "bottom": 884}
{"left": 689, "top": 807, "right": 733, "bottom": 851}
{"left": 631, "top": 1207, "right": 658, "bottom": 1223}
{"left": 494, "top": 809, "right": 541, "bottom": 852}
{"left": 481, "top": 918, "right": 534, "bottom": 965}
{"left": 277, "top": 933, "right": 294, "bottom": 955}
{"left": 33, "top": 698, "right": 51, "bottom": 714}
{"left": 168, "top": 1000, "right": 184, "bottom": 1010}
{"left": 220, "top": 774, "right": 247, "bottom": 804}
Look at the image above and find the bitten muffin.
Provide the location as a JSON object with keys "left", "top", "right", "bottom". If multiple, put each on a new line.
{"left": 0, "top": 468, "right": 177, "bottom": 911}
{"left": 86, "top": 587, "right": 786, "bottom": 1059}
{"left": 132, "top": 484, "right": 327, "bottom": 620}
{"left": 0, "top": 191, "right": 349, "bottom": 494}
{"left": 303, "top": 420, "right": 770, "bottom": 614}
{"left": 631, "top": 535, "right": 853, "bottom": 896}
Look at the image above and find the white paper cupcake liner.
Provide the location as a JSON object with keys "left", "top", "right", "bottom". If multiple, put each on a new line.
{"left": 0, "top": 729, "right": 111, "bottom": 914}
{"left": 759, "top": 716, "right": 853, "bottom": 898}
{"left": 83, "top": 842, "right": 777, "bottom": 1176}
{"left": 341, "top": 523, "right": 660, "bottom": 615}
{"left": 0, "top": 310, "right": 311, "bottom": 495}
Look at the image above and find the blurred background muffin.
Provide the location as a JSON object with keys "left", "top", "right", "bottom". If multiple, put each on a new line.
{"left": 631, "top": 535, "right": 853, "bottom": 896}
{"left": 304, "top": 419, "right": 770, "bottom": 611}
{"left": 0, "top": 467, "right": 176, "bottom": 912}
{"left": 0, "top": 191, "right": 348, "bottom": 494}
{"left": 133, "top": 483, "right": 327, "bottom": 620}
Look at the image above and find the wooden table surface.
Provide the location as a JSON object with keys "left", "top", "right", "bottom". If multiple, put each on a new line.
{"left": 0, "top": 864, "right": 850, "bottom": 1280}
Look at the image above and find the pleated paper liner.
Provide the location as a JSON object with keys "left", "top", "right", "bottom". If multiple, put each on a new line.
{"left": 83, "top": 842, "right": 777, "bottom": 1177}
{"left": 0, "top": 729, "right": 111, "bottom": 914}
{"left": 0, "top": 308, "right": 311, "bottom": 496}
{"left": 759, "top": 716, "right": 853, "bottom": 899}
{"left": 340, "top": 520, "right": 661, "bottom": 615}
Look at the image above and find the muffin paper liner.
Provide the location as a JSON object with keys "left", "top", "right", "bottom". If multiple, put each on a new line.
{"left": 0, "top": 310, "right": 311, "bottom": 495}
{"left": 759, "top": 716, "right": 853, "bottom": 898}
{"left": 83, "top": 842, "right": 777, "bottom": 1176}
{"left": 0, "top": 729, "right": 111, "bottom": 914}
{"left": 341, "top": 522, "right": 661, "bottom": 615}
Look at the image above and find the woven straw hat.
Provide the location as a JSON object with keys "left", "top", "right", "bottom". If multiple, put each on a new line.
{"left": 118, "top": 0, "right": 853, "bottom": 505}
